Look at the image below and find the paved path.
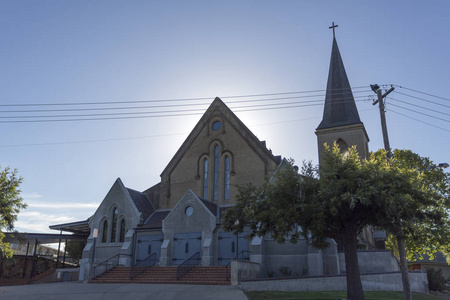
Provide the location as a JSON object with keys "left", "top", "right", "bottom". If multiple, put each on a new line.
{"left": 0, "top": 282, "right": 249, "bottom": 300}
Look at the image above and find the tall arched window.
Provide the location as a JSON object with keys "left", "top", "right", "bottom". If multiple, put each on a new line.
{"left": 119, "top": 219, "right": 126, "bottom": 243}
{"left": 101, "top": 220, "right": 108, "bottom": 243}
{"left": 224, "top": 156, "right": 230, "bottom": 200}
{"left": 203, "top": 159, "right": 209, "bottom": 199}
{"left": 213, "top": 145, "right": 219, "bottom": 201}
{"left": 111, "top": 208, "right": 118, "bottom": 242}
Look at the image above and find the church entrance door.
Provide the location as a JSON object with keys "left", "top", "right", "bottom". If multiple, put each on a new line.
{"left": 173, "top": 232, "right": 201, "bottom": 265}
{"left": 136, "top": 234, "right": 163, "bottom": 262}
{"left": 218, "top": 232, "right": 249, "bottom": 265}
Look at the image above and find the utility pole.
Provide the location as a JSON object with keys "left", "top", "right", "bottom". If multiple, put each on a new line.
{"left": 371, "top": 84, "right": 411, "bottom": 300}
{"left": 372, "top": 85, "right": 395, "bottom": 158}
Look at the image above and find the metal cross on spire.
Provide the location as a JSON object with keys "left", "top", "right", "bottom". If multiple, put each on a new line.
{"left": 329, "top": 22, "right": 338, "bottom": 38}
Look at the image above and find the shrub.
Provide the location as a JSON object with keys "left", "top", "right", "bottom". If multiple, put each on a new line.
{"left": 278, "top": 266, "right": 291, "bottom": 277}
{"left": 427, "top": 268, "right": 446, "bottom": 291}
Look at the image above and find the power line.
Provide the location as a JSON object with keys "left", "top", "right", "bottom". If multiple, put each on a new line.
{"left": 0, "top": 86, "right": 370, "bottom": 107}
{"left": 388, "top": 109, "right": 450, "bottom": 133}
{"left": 0, "top": 98, "right": 370, "bottom": 123}
{"left": 0, "top": 107, "right": 377, "bottom": 148}
{"left": 391, "top": 84, "right": 450, "bottom": 103}
{"left": 0, "top": 92, "right": 372, "bottom": 114}
{"left": 388, "top": 103, "right": 450, "bottom": 123}
{"left": 394, "top": 91, "right": 450, "bottom": 109}
{"left": 389, "top": 97, "right": 450, "bottom": 116}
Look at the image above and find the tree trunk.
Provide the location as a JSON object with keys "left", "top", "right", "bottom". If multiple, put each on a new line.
{"left": 342, "top": 230, "right": 365, "bottom": 300}
{"left": 397, "top": 236, "right": 412, "bottom": 300}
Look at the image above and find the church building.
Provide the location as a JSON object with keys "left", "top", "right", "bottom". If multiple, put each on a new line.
{"left": 50, "top": 30, "right": 384, "bottom": 282}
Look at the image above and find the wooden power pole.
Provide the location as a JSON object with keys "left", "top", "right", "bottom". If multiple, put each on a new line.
{"left": 372, "top": 84, "right": 411, "bottom": 300}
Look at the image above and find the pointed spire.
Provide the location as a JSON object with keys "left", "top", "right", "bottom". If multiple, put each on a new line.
{"left": 317, "top": 34, "right": 362, "bottom": 130}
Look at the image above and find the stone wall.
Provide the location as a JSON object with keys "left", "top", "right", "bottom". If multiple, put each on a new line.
{"left": 240, "top": 271, "right": 428, "bottom": 293}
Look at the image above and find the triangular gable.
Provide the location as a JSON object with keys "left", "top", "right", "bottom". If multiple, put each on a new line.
{"left": 161, "top": 97, "right": 280, "bottom": 179}
{"left": 89, "top": 178, "right": 142, "bottom": 226}
{"left": 164, "top": 189, "right": 216, "bottom": 221}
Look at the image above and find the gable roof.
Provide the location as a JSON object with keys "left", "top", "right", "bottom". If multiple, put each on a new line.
{"left": 161, "top": 97, "right": 280, "bottom": 178}
{"left": 317, "top": 37, "right": 362, "bottom": 130}
{"left": 138, "top": 210, "right": 171, "bottom": 230}
{"left": 126, "top": 188, "right": 154, "bottom": 222}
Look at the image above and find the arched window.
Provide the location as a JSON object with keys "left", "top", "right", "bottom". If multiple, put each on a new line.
{"left": 101, "top": 220, "right": 108, "bottom": 243}
{"left": 337, "top": 139, "right": 349, "bottom": 156}
{"left": 119, "top": 219, "right": 126, "bottom": 243}
{"left": 213, "top": 145, "right": 219, "bottom": 201}
{"left": 224, "top": 156, "right": 230, "bottom": 200}
{"left": 203, "top": 159, "right": 209, "bottom": 199}
{"left": 111, "top": 208, "right": 118, "bottom": 243}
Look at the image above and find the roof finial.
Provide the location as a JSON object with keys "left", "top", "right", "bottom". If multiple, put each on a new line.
{"left": 329, "top": 22, "right": 338, "bottom": 38}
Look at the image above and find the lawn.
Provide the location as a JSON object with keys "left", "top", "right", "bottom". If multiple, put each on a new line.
{"left": 244, "top": 291, "right": 448, "bottom": 300}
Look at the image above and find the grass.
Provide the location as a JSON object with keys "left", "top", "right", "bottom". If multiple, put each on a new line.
{"left": 244, "top": 291, "right": 448, "bottom": 300}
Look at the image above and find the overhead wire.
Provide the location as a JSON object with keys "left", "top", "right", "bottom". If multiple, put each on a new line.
{"left": 388, "top": 109, "right": 450, "bottom": 133}
{"left": 0, "top": 91, "right": 372, "bottom": 114}
{"left": 391, "top": 84, "right": 450, "bottom": 103}
{"left": 389, "top": 97, "right": 450, "bottom": 116}
{"left": 0, "top": 96, "right": 370, "bottom": 121}
{"left": 387, "top": 103, "right": 449, "bottom": 123}
{"left": 0, "top": 97, "right": 370, "bottom": 123}
{"left": 0, "top": 86, "right": 370, "bottom": 107}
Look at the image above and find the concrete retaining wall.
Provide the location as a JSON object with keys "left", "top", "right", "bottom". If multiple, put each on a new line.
{"left": 231, "top": 261, "right": 260, "bottom": 285}
{"left": 240, "top": 272, "right": 428, "bottom": 293}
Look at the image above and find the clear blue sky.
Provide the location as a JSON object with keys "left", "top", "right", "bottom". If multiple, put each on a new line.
{"left": 1, "top": 1, "right": 449, "bottom": 233}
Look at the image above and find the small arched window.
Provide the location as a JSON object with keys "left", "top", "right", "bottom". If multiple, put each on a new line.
{"left": 337, "top": 139, "right": 349, "bottom": 156}
{"left": 203, "top": 159, "right": 209, "bottom": 199}
{"left": 213, "top": 145, "right": 220, "bottom": 201}
{"left": 119, "top": 219, "right": 126, "bottom": 243}
{"left": 101, "top": 220, "right": 108, "bottom": 243}
{"left": 224, "top": 156, "right": 230, "bottom": 200}
{"left": 111, "top": 208, "right": 118, "bottom": 243}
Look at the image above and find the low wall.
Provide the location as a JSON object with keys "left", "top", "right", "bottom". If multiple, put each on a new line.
{"left": 240, "top": 271, "right": 428, "bottom": 293}
{"left": 339, "top": 251, "right": 400, "bottom": 274}
{"left": 230, "top": 261, "right": 260, "bottom": 285}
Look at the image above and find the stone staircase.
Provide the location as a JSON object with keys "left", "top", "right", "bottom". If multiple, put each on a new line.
{"left": 90, "top": 266, "right": 230, "bottom": 285}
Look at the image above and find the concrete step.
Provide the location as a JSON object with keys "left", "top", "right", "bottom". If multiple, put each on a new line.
{"left": 90, "top": 266, "right": 230, "bottom": 285}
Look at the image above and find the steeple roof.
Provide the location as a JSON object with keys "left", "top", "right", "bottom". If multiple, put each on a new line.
{"left": 317, "top": 37, "right": 362, "bottom": 130}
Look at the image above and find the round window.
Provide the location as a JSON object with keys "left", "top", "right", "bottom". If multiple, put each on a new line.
{"left": 212, "top": 121, "right": 222, "bottom": 131}
{"left": 185, "top": 206, "right": 194, "bottom": 216}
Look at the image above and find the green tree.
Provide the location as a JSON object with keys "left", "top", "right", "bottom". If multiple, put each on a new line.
{"left": 222, "top": 144, "right": 449, "bottom": 300}
{"left": 65, "top": 240, "right": 87, "bottom": 263}
{"left": 0, "top": 166, "right": 27, "bottom": 258}
{"left": 223, "top": 144, "right": 390, "bottom": 299}
{"left": 373, "top": 149, "right": 450, "bottom": 300}
{"left": 382, "top": 149, "right": 450, "bottom": 261}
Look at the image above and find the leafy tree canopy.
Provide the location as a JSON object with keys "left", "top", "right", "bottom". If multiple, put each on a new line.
{"left": 222, "top": 143, "right": 450, "bottom": 300}
{"left": 0, "top": 166, "right": 27, "bottom": 258}
{"left": 379, "top": 149, "right": 450, "bottom": 261}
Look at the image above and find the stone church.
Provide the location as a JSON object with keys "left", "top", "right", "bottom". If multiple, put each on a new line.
{"left": 51, "top": 33, "right": 387, "bottom": 282}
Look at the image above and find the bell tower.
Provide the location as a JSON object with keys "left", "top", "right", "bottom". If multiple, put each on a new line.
{"left": 316, "top": 23, "right": 369, "bottom": 165}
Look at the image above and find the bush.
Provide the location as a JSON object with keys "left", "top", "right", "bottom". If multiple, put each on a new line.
{"left": 427, "top": 268, "right": 446, "bottom": 291}
{"left": 278, "top": 266, "right": 291, "bottom": 277}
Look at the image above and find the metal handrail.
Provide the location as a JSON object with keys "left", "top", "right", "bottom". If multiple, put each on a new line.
{"left": 176, "top": 252, "right": 201, "bottom": 280}
{"left": 93, "top": 253, "right": 130, "bottom": 279}
{"left": 129, "top": 253, "right": 158, "bottom": 279}
{"left": 225, "top": 250, "right": 251, "bottom": 280}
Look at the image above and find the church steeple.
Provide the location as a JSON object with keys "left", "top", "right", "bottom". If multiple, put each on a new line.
{"left": 317, "top": 32, "right": 362, "bottom": 130}
{"left": 315, "top": 24, "right": 369, "bottom": 163}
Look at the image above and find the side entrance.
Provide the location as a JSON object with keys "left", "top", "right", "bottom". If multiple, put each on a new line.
{"left": 173, "top": 232, "right": 202, "bottom": 265}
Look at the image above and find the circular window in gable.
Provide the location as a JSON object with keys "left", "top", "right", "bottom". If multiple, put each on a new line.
{"left": 212, "top": 121, "right": 222, "bottom": 131}
{"left": 185, "top": 206, "right": 194, "bottom": 216}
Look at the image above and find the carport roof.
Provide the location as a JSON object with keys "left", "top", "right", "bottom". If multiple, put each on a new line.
{"left": 4, "top": 232, "right": 88, "bottom": 244}
{"left": 49, "top": 219, "right": 90, "bottom": 235}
